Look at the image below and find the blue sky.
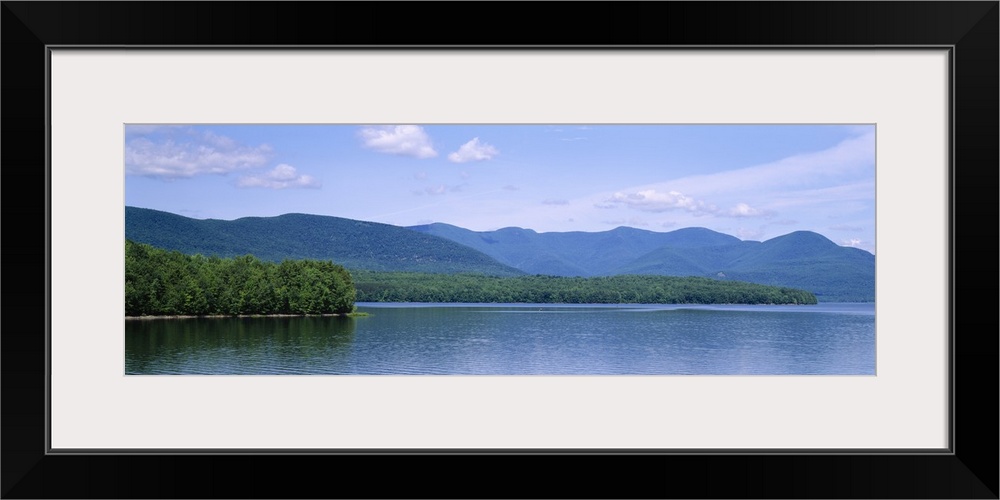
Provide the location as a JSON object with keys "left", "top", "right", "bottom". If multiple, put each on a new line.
{"left": 125, "top": 124, "right": 876, "bottom": 253}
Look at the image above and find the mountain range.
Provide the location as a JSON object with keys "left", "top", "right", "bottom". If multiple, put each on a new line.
{"left": 124, "top": 206, "right": 523, "bottom": 276}
{"left": 408, "top": 222, "right": 875, "bottom": 301}
{"left": 125, "top": 206, "right": 875, "bottom": 301}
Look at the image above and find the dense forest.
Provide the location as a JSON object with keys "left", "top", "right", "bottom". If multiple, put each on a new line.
{"left": 126, "top": 239, "right": 818, "bottom": 317}
{"left": 351, "top": 271, "right": 818, "bottom": 305}
{"left": 125, "top": 240, "right": 356, "bottom": 316}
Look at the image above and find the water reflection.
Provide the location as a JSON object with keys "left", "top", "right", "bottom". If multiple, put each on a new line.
{"left": 126, "top": 316, "right": 356, "bottom": 374}
{"left": 125, "top": 303, "right": 875, "bottom": 375}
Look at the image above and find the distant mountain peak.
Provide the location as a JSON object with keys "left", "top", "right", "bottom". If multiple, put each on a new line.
{"left": 765, "top": 230, "right": 838, "bottom": 246}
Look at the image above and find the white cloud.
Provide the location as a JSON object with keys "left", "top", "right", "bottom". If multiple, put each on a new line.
{"left": 736, "top": 227, "right": 766, "bottom": 241}
{"left": 604, "top": 189, "right": 718, "bottom": 216}
{"left": 627, "top": 132, "right": 875, "bottom": 199}
{"left": 448, "top": 137, "right": 499, "bottom": 163}
{"left": 581, "top": 133, "right": 874, "bottom": 230}
{"left": 602, "top": 217, "right": 649, "bottom": 228}
{"left": 542, "top": 199, "right": 569, "bottom": 206}
{"left": 125, "top": 131, "right": 272, "bottom": 178}
{"left": 502, "top": 185, "right": 519, "bottom": 191}
{"left": 839, "top": 237, "right": 875, "bottom": 254}
{"left": 726, "top": 202, "right": 775, "bottom": 218}
{"left": 358, "top": 125, "right": 437, "bottom": 158}
{"left": 830, "top": 223, "right": 864, "bottom": 231}
{"left": 237, "top": 164, "right": 320, "bottom": 189}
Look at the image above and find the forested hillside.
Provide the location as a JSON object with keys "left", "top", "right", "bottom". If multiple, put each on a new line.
{"left": 616, "top": 231, "right": 875, "bottom": 302}
{"left": 410, "top": 224, "right": 875, "bottom": 301}
{"left": 125, "top": 206, "right": 523, "bottom": 276}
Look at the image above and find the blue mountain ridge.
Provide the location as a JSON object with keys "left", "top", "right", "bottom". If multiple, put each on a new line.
{"left": 124, "top": 207, "right": 874, "bottom": 302}
{"left": 408, "top": 224, "right": 874, "bottom": 302}
{"left": 124, "top": 206, "right": 524, "bottom": 276}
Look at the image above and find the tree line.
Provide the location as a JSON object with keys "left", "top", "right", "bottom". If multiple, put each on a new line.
{"left": 351, "top": 271, "right": 818, "bottom": 305}
{"left": 125, "top": 240, "right": 356, "bottom": 316}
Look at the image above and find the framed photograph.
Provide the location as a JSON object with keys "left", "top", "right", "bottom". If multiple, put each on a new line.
{"left": 122, "top": 121, "right": 877, "bottom": 378}
{"left": 5, "top": 2, "right": 996, "bottom": 498}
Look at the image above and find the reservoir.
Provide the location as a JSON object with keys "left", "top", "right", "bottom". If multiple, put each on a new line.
{"left": 125, "top": 302, "right": 875, "bottom": 375}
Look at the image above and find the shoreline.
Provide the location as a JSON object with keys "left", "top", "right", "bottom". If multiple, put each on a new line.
{"left": 125, "top": 313, "right": 361, "bottom": 320}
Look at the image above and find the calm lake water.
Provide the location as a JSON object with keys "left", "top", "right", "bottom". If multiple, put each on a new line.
{"left": 125, "top": 302, "right": 875, "bottom": 375}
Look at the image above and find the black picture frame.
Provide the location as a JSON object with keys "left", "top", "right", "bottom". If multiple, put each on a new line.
{"left": 3, "top": 2, "right": 996, "bottom": 498}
